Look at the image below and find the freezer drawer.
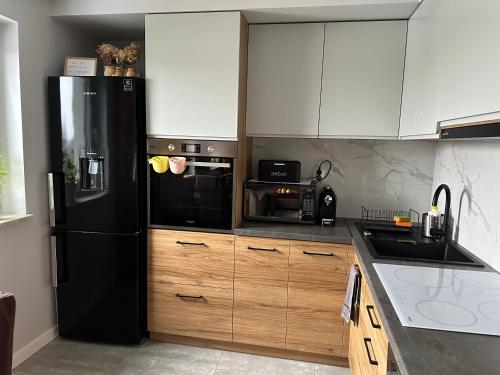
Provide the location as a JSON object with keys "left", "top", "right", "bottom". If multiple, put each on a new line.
{"left": 52, "top": 231, "right": 145, "bottom": 344}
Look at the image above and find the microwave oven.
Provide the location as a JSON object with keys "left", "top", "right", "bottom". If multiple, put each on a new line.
{"left": 243, "top": 179, "right": 316, "bottom": 224}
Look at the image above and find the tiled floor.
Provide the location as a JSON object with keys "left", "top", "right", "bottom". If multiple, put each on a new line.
{"left": 13, "top": 338, "right": 350, "bottom": 375}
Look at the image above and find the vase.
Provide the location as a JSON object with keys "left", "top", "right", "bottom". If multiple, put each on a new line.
{"left": 113, "top": 67, "right": 123, "bottom": 77}
{"left": 104, "top": 65, "right": 116, "bottom": 76}
{"left": 125, "top": 67, "right": 136, "bottom": 77}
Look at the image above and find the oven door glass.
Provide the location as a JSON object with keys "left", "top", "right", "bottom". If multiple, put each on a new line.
{"left": 149, "top": 156, "right": 233, "bottom": 230}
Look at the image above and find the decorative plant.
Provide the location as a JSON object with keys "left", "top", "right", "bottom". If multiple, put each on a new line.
{"left": 120, "top": 42, "right": 141, "bottom": 66}
{"left": 0, "top": 154, "right": 7, "bottom": 189}
{"left": 116, "top": 41, "right": 141, "bottom": 72}
{"left": 95, "top": 43, "right": 120, "bottom": 66}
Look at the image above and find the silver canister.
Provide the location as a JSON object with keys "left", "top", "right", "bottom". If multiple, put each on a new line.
{"left": 422, "top": 212, "right": 444, "bottom": 237}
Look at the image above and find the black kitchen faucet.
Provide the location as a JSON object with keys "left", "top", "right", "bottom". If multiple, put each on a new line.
{"left": 431, "top": 184, "right": 451, "bottom": 238}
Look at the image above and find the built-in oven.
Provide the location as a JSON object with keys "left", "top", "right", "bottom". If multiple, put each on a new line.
{"left": 147, "top": 138, "right": 237, "bottom": 233}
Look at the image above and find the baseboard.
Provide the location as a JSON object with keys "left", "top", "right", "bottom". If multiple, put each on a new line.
{"left": 12, "top": 325, "right": 58, "bottom": 368}
{"left": 150, "top": 332, "right": 349, "bottom": 367}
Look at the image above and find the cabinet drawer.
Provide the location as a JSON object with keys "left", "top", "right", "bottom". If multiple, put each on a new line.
{"left": 286, "top": 283, "right": 344, "bottom": 356}
{"left": 289, "top": 240, "right": 349, "bottom": 287}
{"left": 233, "top": 278, "right": 287, "bottom": 348}
{"left": 148, "top": 280, "right": 233, "bottom": 341}
{"left": 351, "top": 321, "right": 379, "bottom": 375}
{"left": 360, "top": 280, "right": 388, "bottom": 365}
{"left": 148, "top": 229, "right": 234, "bottom": 288}
{"left": 235, "top": 236, "right": 289, "bottom": 282}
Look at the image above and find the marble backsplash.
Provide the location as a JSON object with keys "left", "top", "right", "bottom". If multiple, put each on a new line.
{"left": 433, "top": 141, "right": 500, "bottom": 271}
{"left": 251, "top": 138, "right": 436, "bottom": 218}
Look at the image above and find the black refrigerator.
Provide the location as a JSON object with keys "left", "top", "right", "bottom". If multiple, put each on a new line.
{"left": 48, "top": 77, "right": 146, "bottom": 345}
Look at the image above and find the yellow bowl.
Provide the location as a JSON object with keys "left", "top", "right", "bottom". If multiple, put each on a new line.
{"left": 148, "top": 156, "right": 169, "bottom": 173}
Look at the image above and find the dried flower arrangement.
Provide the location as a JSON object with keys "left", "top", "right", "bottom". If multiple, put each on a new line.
{"left": 96, "top": 42, "right": 141, "bottom": 76}
{"left": 95, "top": 43, "right": 120, "bottom": 66}
{"left": 120, "top": 42, "right": 141, "bottom": 65}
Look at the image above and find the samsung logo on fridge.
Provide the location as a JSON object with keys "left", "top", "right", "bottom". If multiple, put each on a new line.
{"left": 83, "top": 91, "right": 97, "bottom": 96}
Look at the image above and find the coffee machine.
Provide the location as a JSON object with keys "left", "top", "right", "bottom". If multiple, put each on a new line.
{"left": 317, "top": 186, "right": 337, "bottom": 226}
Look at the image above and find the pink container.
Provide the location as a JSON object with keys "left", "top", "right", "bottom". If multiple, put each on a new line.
{"left": 169, "top": 157, "right": 187, "bottom": 174}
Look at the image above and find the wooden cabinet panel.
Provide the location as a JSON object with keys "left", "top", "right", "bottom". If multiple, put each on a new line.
{"left": 319, "top": 21, "right": 406, "bottom": 138}
{"left": 233, "top": 279, "right": 288, "bottom": 348}
{"left": 289, "top": 240, "right": 349, "bottom": 287}
{"left": 148, "top": 229, "right": 234, "bottom": 288}
{"left": 233, "top": 235, "right": 289, "bottom": 348}
{"left": 246, "top": 23, "right": 324, "bottom": 137}
{"left": 349, "top": 251, "right": 389, "bottom": 375}
{"left": 148, "top": 281, "right": 233, "bottom": 341}
{"left": 342, "top": 246, "right": 355, "bottom": 357}
{"left": 235, "top": 236, "right": 289, "bottom": 282}
{"left": 286, "top": 283, "right": 345, "bottom": 356}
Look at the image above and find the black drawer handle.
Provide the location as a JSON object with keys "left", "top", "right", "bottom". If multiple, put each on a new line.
{"left": 363, "top": 338, "right": 378, "bottom": 366}
{"left": 248, "top": 246, "right": 277, "bottom": 252}
{"left": 176, "top": 241, "right": 206, "bottom": 246}
{"left": 175, "top": 293, "right": 204, "bottom": 301}
{"left": 366, "top": 305, "right": 381, "bottom": 329}
{"left": 303, "top": 250, "right": 334, "bottom": 256}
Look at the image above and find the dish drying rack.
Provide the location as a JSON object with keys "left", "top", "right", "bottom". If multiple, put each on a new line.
{"left": 361, "top": 206, "right": 420, "bottom": 232}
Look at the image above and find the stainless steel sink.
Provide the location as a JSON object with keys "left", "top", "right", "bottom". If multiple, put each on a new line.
{"left": 357, "top": 223, "right": 484, "bottom": 267}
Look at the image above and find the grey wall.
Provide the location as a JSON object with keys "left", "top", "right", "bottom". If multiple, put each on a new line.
{"left": 252, "top": 138, "right": 436, "bottom": 218}
{"left": 0, "top": 0, "right": 96, "bottom": 353}
{"left": 433, "top": 141, "right": 500, "bottom": 272}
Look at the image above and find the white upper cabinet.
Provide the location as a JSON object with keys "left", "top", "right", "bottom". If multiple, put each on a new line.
{"left": 319, "top": 21, "right": 407, "bottom": 138}
{"left": 246, "top": 23, "right": 324, "bottom": 137}
{"left": 146, "top": 12, "right": 243, "bottom": 140}
{"left": 438, "top": 0, "right": 500, "bottom": 122}
{"left": 399, "top": 0, "right": 449, "bottom": 138}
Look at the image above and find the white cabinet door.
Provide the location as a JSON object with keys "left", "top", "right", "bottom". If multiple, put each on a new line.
{"left": 146, "top": 12, "right": 241, "bottom": 140}
{"left": 399, "top": 0, "right": 449, "bottom": 138}
{"left": 319, "top": 21, "right": 407, "bottom": 138}
{"left": 246, "top": 24, "right": 324, "bottom": 137}
{"left": 439, "top": 0, "right": 500, "bottom": 122}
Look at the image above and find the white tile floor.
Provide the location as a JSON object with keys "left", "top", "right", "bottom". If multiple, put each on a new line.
{"left": 13, "top": 338, "right": 350, "bottom": 375}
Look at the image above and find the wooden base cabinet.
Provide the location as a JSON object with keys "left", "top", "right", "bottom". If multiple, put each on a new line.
{"left": 286, "top": 240, "right": 350, "bottom": 356}
{"left": 233, "top": 236, "right": 289, "bottom": 348}
{"left": 148, "top": 230, "right": 352, "bottom": 364}
{"left": 349, "top": 253, "right": 389, "bottom": 374}
{"left": 286, "top": 284, "right": 345, "bottom": 355}
{"left": 148, "top": 230, "right": 235, "bottom": 341}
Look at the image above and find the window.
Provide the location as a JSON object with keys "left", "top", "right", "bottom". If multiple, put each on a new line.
{"left": 0, "top": 15, "right": 26, "bottom": 216}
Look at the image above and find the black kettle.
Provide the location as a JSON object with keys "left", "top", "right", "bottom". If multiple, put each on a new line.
{"left": 317, "top": 186, "right": 337, "bottom": 226}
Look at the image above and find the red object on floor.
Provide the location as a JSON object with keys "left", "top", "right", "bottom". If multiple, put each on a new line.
{"left": 0, "top": 292, "right": 15, "bottom": 375}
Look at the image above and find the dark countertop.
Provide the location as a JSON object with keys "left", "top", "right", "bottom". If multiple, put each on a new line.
{"left": 235, "top": 218, "right": 353, "bottom": 244}
{"left": 346, "top": 219, "right": 500, "bottom": 375}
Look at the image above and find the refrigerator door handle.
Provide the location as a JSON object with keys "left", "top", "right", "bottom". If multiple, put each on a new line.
{"left": 50, "top": 236, "right": 58, "bottom": 288}
{"left": 48, "top": 173, "right": 55, "bottom": 227}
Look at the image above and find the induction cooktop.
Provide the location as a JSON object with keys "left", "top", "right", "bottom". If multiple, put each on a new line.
{"left": 374, "top": 263, "right": 500, "bottom": 336}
